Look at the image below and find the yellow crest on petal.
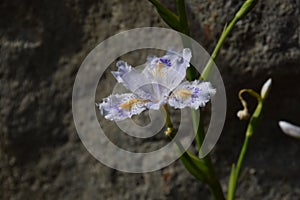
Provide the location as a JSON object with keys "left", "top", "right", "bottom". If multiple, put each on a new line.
{"left": 175, "top": 89, "right": 193, "bottom": 98}
{"left": 119, "top": 99, "right": 148, "bottom": 110}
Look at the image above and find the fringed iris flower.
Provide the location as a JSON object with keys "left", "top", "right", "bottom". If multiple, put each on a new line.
{"left": 98, "top": 48, "right": 216, "bottom": 121}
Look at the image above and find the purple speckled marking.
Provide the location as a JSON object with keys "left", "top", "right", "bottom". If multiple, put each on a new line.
{"left": 159, "top": 58, "right": 172, "bottom": 67}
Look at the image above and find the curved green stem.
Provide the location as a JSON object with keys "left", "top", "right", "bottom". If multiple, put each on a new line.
{"left": 227, "top": 96, "right": 264, "bottom": 200}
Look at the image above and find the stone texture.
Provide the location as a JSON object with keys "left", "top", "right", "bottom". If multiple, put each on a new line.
{"left": 1, "top": 0, "right": 300, "bottom": 199}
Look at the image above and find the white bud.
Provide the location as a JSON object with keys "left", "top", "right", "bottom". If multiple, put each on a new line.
{"left": 237, "top": 109, "right": 250, "bottom": 120}
{"left": 260, "top": 78, "right": 272, "bottom": 100}
{"left": 278, "top": 121, "right": 300, "bottom": 139}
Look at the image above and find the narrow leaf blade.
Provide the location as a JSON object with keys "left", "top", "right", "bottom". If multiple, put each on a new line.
{"left": 148, "top": 0, "right": 181, "bottom": 31}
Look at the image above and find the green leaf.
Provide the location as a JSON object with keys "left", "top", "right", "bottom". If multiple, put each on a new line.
{"left": 173, "top": 128, "right": 209, "bottom": 182}
{"left": 148, "top": 0, "right": 181, "bottom": 31}
{"left": 176, "top": 0, "right": 190, "bottom": 35}
{"left": 179, "top": 150, "right": 210, "bottom": 182}
{"left": 172, "top": 125, "right": 225, "bottom": 199}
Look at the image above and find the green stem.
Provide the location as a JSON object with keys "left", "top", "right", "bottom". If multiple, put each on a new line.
{"left": 176, "top": 0, "right": 204, "bottom": 150}
{"left": 164, "top": 104, "right": 224, "bottom": 200}
{"left": 202, "top": 141, "right": 225, "bottom": 200}
{"left": 209, "top": 176, "right": 226, "bottom": 200}
{"left": 227, "top": 136, "right": 250, "bottom": 200}
{"left": 192, "top": 108, "right": 224, "bottom": 199}
{"left": 201, "top": 0, "right": 258, "bottom": 80}
{"left": 176, "top": 1, "right": 224, "bottom": 199}
{"left": 235, "top": 135, "right": 250, "bottom": 185}
{"left": 163, "top": 104, "right": 173, "bottom": 129}
{"left": 201, "top": 18, "right": 237, "bottom": 80}
{"left": 192, "top": 109, "right": 203, "bottom": 149}
{"left": 227, "top": 98, "right": 264, "bottom": 200}
{"left": 163, "top": 104, "right": 176, "bottom": 137}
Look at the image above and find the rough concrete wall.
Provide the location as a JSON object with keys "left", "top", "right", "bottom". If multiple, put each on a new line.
{"left": 1, "top": 0, "right": 300, "bottom": 199}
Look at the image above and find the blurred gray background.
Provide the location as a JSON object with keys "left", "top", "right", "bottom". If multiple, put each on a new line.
{"left": 1, "top": 0, "right": 300, "bottom": 199}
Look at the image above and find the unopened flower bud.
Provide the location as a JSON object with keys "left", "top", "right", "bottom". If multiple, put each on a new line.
{"left": 235, "top": 0, "right": 258, "bottom": 20}
{"left": 237, "top": 109, "right": 250, "bottom": 120}
{"left": 260, "top": 78, "right": 272, "bottom": 100}
{"left": 165, "top": 127, "right": 173, "bottom": 137}
{"left": 278, "top": 121, "right": 300, "bottom": 139}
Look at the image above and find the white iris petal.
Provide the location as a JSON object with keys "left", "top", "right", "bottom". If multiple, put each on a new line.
{"left": 97, "top": 48, "right": 215, "bottom": 121}
{"left": 112, "top": 61, "right": 153, "bottom": 100}
{"left": 98, "top": 93, "right": 149, "bottom": 121}
{"left": 168, "top": 80, "right": 216, "bottom": 109}
{"left": 142, "top": 48, "right": 192, "bottom": 93}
